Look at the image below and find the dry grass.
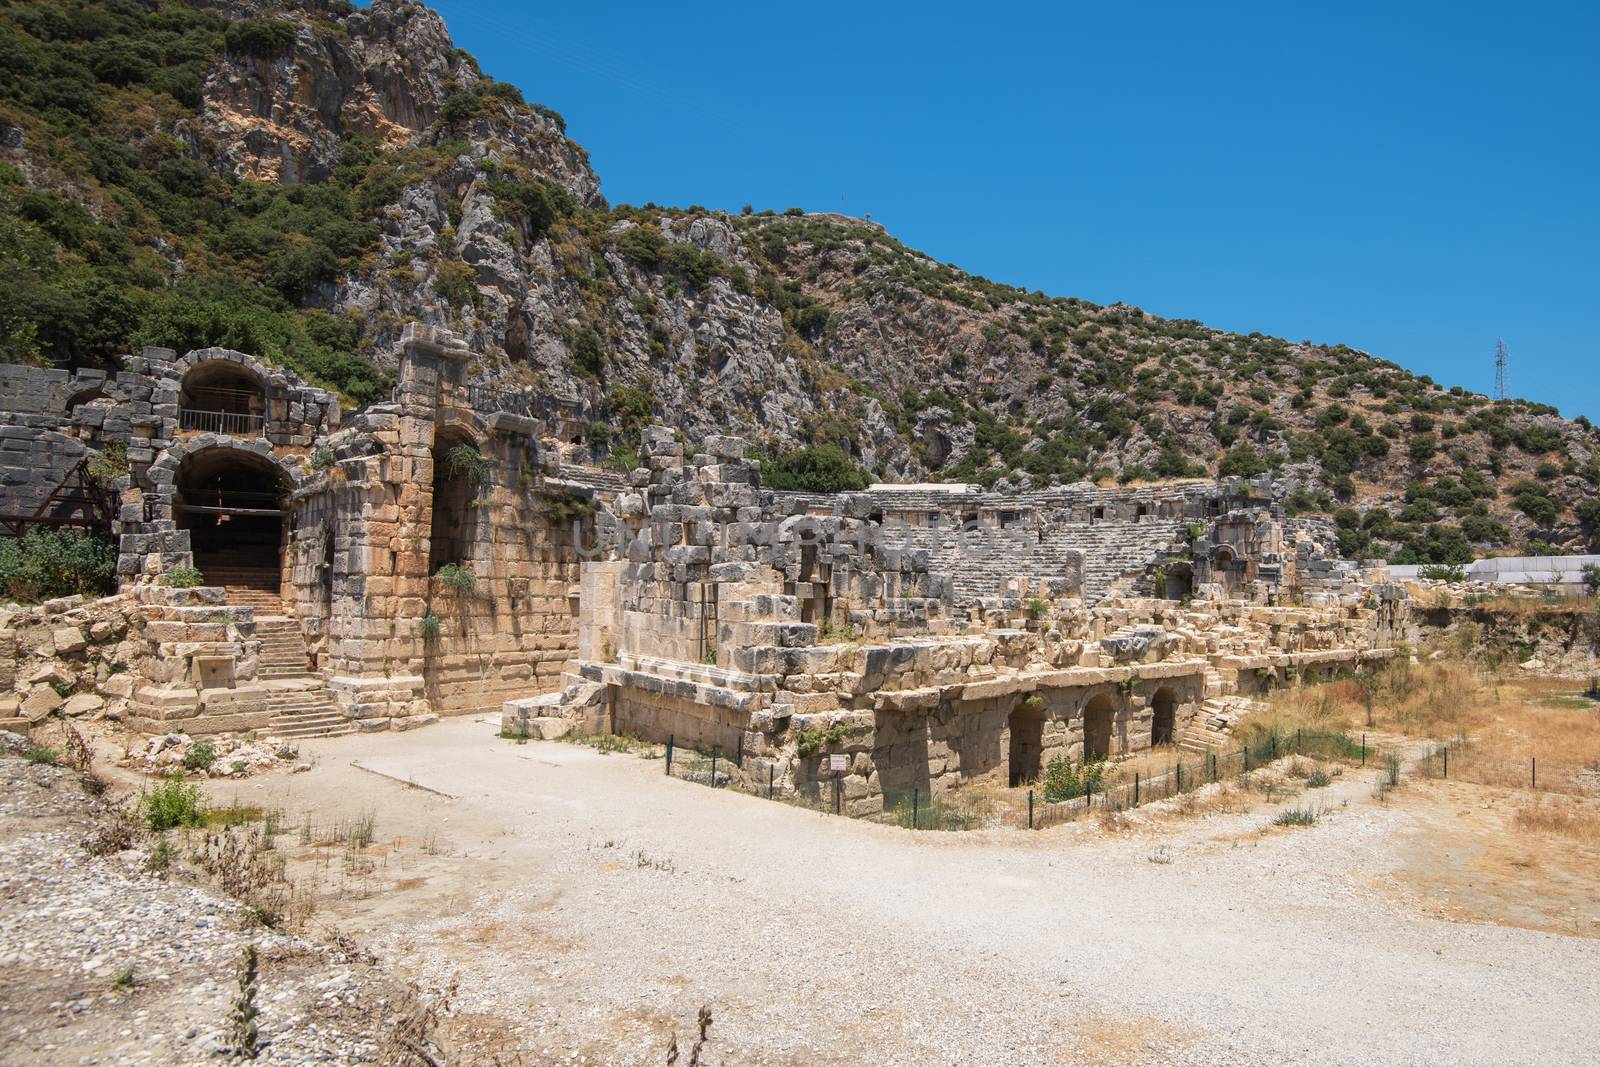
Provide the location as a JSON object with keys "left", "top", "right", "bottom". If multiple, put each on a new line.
{"left": 1510, "top": 796, "right": 1600, "bottom": 843}
{"left": 1253, "top": 658, "right": 1600, "bottom": 797}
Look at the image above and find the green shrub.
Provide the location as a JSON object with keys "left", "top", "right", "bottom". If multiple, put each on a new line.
{"left": 0, "top": 528, "right": 116, "bottom": 602}
{"left": 760, "top": 445, "right": 871, "bottom": 493}
{"left": 419, "top": 612, "right": 441, "bottom": 640}
{"left": 142, "top": 775, "right": 205, "bottom": 832}
{"left": 1039, "top": 754, "right": 1111, "bottom": 802}
{"left": 183, "top": 740, "right": 216, "bottom": 771}
{"left": 158, "top": 565, "right": 205, "bottom": 589}
{"left": 1272, "top": 806, "right": 1319, "bottom": 827}
{"left": 432, "top": 563, "right": 475, "bottom": 594}
{"left": 432, "top": 259, "right": 479, "bottom": 309}
{"left": 224, "top": 19, "right": 297, "bottom": 58}
{"left": 444, "top": 443, "right": 490, "bottom": 488}
{"left": 24, "top": 746, "right": 60, "bottom": 766}
{"left": 1216, "top": 445, "right": 1268, "bottom": 479}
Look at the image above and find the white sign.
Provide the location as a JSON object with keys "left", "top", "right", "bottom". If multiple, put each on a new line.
{"left": 828, "top": 754, "right": 848, "bottom": 773}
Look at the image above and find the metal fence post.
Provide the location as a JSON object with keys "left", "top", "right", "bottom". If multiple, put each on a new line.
{"left": 711, "top": 749, "right": 718, "bottom": 786}
{"left": 1176, "top": 762, "right": 1183, "bottom": 793}
{"left": 1027, "top": 789, "right": 1033, "bottom": 830}
{"left": 666, "top": 735, "right": 674, "bottom": 775}
{"left": 1134, "top": 771, "right": 1140, "bottom": 806}
{"left": 736, "top": 733, "right": 744, "bottom": 767}
{"left": 1532, "top": 757, "right": 1536, "bottom": 789}
{"left": 1361, "top": 733, "right": 1366, "bottom": 766}
{"left": 768, "top": 764, "right": 775, "bottom": 799}
{"left": 914, "top": 788, "right": 920, "bottom": 829}
{"left": 1442, "top": 746, "right": 1448, "bottom": 779}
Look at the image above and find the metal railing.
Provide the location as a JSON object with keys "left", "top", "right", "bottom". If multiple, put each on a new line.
{"left": 179, "top": 408, "right": 266, "bottom": 435}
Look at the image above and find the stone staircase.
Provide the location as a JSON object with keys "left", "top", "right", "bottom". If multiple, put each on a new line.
{"left": 202, "top": 556, "right": 285, "bottom": 614}
{"left": 248, "top": 615, "right": 353, "bottom": 739}
{"left": 1180, "top": 697, "right": 1252, "bottom": 753}
{"left": 266, "top": 685, "right": 353, "bottom": 739}
{"left": 255, "top": 616, "right": 315, "bottom": 678}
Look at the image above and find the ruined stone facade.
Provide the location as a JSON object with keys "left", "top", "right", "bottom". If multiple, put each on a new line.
{"left": 2, "top": 324, "right": 1406, "bottom": 819}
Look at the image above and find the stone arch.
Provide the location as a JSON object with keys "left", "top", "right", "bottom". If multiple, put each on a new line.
{"left": 1082, "top": 691, "right": 1117, "bottom": 761}
{"left": 429, "top": 423, "right": 484, "bottom": 574}
{"left": 1007, "top": 696, "right": 1045, "bottom": 786}
{"left": 64, "top": 387, "right": 111, "bottom": 413}
{"left": 1151, "top": 686, "right": 1177, "bottom": 747}
{"left": 162, "top": 441, "right": 299, "bottom": 600}
{"left": 178, "top": 352, "right": 270, "bottom": 435}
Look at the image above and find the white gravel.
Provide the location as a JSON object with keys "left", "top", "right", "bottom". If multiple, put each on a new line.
{"left": 0, "top": 757, "right": 417, "bottom": 1066}
{"left": 252, "top": 718, "right": 1600, "bottom": 1066}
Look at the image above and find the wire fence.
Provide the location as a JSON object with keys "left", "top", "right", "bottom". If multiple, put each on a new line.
{"left": 645, "top": 727, "right": 1413, "bottom": 832}
{"left": 1031, "top": 728, "right": 1387, "bottom": 829}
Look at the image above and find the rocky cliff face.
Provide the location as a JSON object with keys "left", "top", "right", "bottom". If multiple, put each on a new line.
{"left": 5, "top": 0, "right": 1599, "bottom": 560}
{"left": 197, "top": 0, "right": 600, "bottom": 202}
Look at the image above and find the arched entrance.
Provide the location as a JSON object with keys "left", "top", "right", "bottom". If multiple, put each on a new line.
{"left": 1151, "top": 687, "right": 1177, "bottom": 747}
{"left": 174, "top": 448, "right": 289, "bottom": 603}
{"left": 1007, "top": 699, "right": 1045, "bottom": 786}
{"left": 180, "top": 361, "right": 266, "bottom": 435}
{"left": 428, "top": 427, "right": 481, "bottom": 573}
{"left": 1082, "top": 693, "right": 1115, "bottom": 761}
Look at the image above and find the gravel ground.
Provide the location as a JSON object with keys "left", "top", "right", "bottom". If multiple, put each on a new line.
{"left": 243, "top": 718, "right": 1600, "bottom": 1066}
{"left": 0, "top": 756, "right": 435, "bottom": 1066}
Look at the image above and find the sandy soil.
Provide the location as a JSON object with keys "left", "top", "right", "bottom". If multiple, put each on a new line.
{"left": 164, "top": 716, "right": 1600, "bottom": 1066}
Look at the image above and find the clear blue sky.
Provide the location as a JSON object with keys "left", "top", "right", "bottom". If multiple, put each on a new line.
{"left": 417, "top": 0, "right": 1599, "bottom": 420}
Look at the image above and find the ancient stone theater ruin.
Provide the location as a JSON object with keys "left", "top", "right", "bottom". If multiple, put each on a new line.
{"left": 0, "top": 324, "right": 1407, "bottom": 815}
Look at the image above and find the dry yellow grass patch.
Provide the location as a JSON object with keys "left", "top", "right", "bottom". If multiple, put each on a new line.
{"left": 1251, "top": 658, "right": 1600, "bottom": 797}
{"left": 1512, "top": 797, "right": 1600, "bottom": 842}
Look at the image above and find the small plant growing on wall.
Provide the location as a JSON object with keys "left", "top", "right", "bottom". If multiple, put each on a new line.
{"left": 419, "top": 613, "right": 442, "bottom": 641}
{"left": 1116, "top": 676, "right": 1137, "bottom": 696}
{"left": 1152, "top": 567, "right": 1167, "bottom": 599}
{"left": 446, "top": 442, "right": 490, "bottom": 488}
{"left": 432, "top": 563, "right": 475, "bottom": 594}
{"left": 87, "top": 443, "right": 129, "bottom": 485}
{"left": 1025, "top": 594, "right": 1049, "bottom": 617}
{"left": 159, "top": 565, "right": 205, "bottom": 588}
{"left": 308, "top": 447, "right": 336, "bottom": 471}
{"left": 537, "top": 489, "right": 597, "bottom": 526}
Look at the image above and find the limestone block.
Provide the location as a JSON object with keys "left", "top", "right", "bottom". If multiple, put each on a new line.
{"left": 22, "top": 685, "right": 64, "bottom": 721}
{"left": 63, "top": 693, "right": 104, "bottom": 716}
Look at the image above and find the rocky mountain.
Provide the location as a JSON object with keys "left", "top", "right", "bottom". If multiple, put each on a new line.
{"left": 2, "top": 0, "right": 1598, "bottom": 564}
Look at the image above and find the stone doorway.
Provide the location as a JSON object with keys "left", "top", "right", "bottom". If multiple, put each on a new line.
{"left": 173, "top": 448, "right": 288, "bottom": 605}
{"left": 1082, "top": 692, "right": 1115, "bottom": 761}
{"left": 1151, "top": 687, "right": 1177, "bottom": 747}
{"left": 1007, "top": 700, "right": 1044, "bottom": 786}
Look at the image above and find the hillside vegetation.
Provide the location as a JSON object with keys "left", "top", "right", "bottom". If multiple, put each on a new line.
{"left": 2, "top": 0, "right": 1598, "bottom": 564}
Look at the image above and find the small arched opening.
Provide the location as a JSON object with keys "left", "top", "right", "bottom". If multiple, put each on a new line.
{"left": 1082, "top": 692, "right": 1115, "bottom": 761}
{"left": 1007, "top": 697, "right": 1045, "bottom": 787}
{"left": 65, "top": 388, "right": 111, "bottom": 413}
{"left": 1151, "top": 687, "right": 1177, "bottom": 747}
{"left": 1162, "top": 563, "right": 1193, "bottom": 601}
{"left": 175, "top": 448, "right": 289, "bottom": 600}
{"left": 429, "top": 427, "right": 482, "bottom": 574}
{"left": 180, "top": 361, "right": 266, "bottom": 435}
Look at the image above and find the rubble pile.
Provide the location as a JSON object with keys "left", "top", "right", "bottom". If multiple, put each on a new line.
{"left": 121, "top": 731, "right": 305, "bottom": 778}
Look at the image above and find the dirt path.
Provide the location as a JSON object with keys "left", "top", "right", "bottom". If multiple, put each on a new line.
{"left": 218, "top": 717, "right": 1600, "bottom": 1066}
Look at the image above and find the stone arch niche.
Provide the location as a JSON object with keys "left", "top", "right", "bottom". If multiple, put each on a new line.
{"left": 428, "top": 424, "right": 483, "bottom": 575}
{"left": 1151, "top": 686, "right": 1177, "bottom": 747}
{"left": 178, "top": 358, "right": 267, "bottom": 436}
{"left": 1007, "top": 696, "right": 1045, "bottom": 786}
{"left": 172, "top": 445, "right": 292, "bottom": 600}
{"left": 1082, "top": 692, "right": 1117, "bottom": 761}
